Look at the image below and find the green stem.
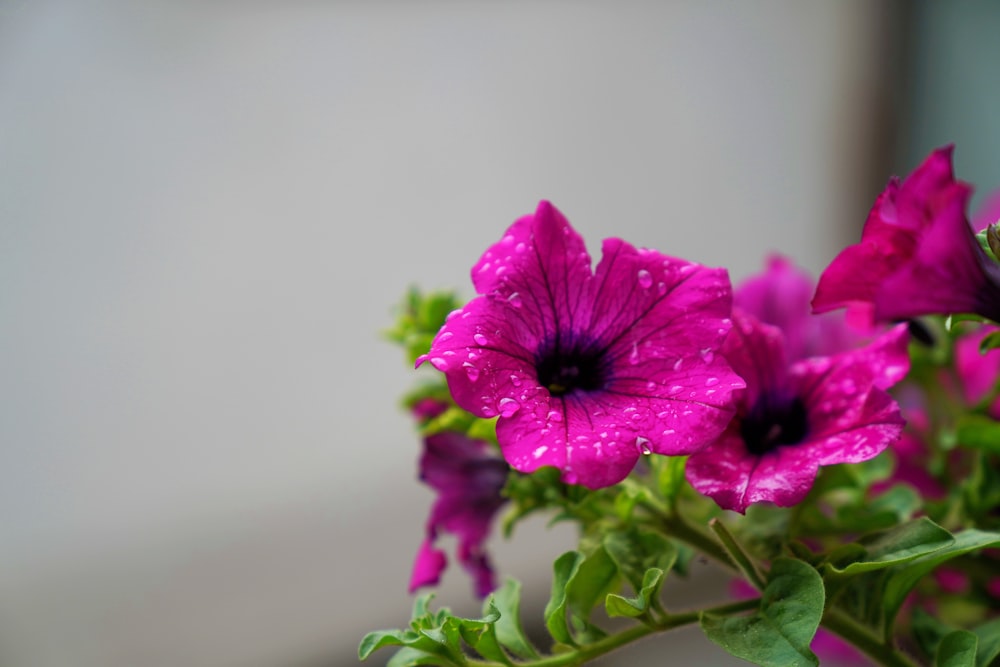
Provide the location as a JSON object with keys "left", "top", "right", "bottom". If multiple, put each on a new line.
{"left": 467, "top": 598, "right": 760, "bottom": 667}
{"left": 653, "top": 509, "right": 737, "bottom": 573}
{"left": 821, "top": 609, "right": 921, "bottom": 667}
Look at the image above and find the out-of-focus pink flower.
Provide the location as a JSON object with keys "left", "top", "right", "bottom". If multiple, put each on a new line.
{"left": 873, "top": 431, "right": 946, "bottom": 500}
{"left": 954, "top": 325, "right": 1000, "bottom": 417}
{"left": 736, "top": 254, "right": 864, "bottom": 359}
{"left": 685, "top": 311, "right": 909, "bottom": 513}
{"left": 408, "top": 431, "right": 509, "bottom": 598}
{"left": 813, "top": 146, "right": 1000, "bottom": 324}
{"left": 417, "top": 201, "right": 743, "bottom": 488}
{"left": 934, "top": 568, "right": 969, "bottom": 595}
{"left": 411, "top": 397, "right": 450, "bottom": 423}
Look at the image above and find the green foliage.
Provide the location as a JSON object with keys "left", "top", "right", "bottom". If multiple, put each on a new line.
{"left": 386, "top": 288, "right": 463, "bottom": 365}
{"left": 605, "top": 568, "right": 665, "bottom": 619}
{"left": 377, "top": 283, "right": 1000, "bottom": 667}
{"left": 935, "top": 630, "right": 978, "bottom": 667}
{"left": 701, "top": 558, "right": 824, "bottom": 667}
{"left": 359, "top": 587, "right": 539, "bottom": 666}
{"left": 491, "top": 580, "right": 539, "bottom": 660}
{"left": 825, "top": 517, "right": 955, "bottom": 577}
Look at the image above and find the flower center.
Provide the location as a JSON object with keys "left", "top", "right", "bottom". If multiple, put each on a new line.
{"left": 740, "top": 396, "right": 808, "bottom": 455}
{"left": 535, "top": 345, "right": 606, "bottom": 397}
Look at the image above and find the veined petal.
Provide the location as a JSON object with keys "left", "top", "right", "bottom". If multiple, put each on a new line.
{"left": 471, "top": 200, "right": 594, "bottom": 338}
{"left": 420, "top": 201, "right": 741, "bottom": 489}
{"left": 685, "top": 428, "right": 820, "bottom": 514}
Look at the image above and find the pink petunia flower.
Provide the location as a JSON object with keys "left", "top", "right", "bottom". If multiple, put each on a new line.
{"left": 686, "top": 310, "right": 909, "bottom": 514}
{"left": 416, "top": 201, "right": 743, "bottom": 489}
{"left": 812, "top": 146, "right": 1000, "bottom": 325}
{"left": 408, "top": 431, "right": 509, "bottom": 598}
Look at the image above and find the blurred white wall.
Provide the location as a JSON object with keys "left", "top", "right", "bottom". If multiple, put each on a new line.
{"left": 0, "top": 2, "right": 891, "bottom": 666}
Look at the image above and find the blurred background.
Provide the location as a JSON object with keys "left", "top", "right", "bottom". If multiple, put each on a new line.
{"left": 1, "top": 1, "right": 998, "bottom": 665}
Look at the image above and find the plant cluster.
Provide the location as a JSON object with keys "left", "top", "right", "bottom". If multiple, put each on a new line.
{"left": 362, "top": 147, "right": 1000, "bottom": 667}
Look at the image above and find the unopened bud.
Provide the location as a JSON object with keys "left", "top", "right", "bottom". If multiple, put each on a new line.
{"left": 988, "top": 222, "right": 1000, "bottom": 260}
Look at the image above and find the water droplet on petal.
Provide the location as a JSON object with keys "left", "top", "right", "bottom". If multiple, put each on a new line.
{"left": 473, "top": 333, "right": 488, "bottom": 346}
{"left": 498, "top": 397, "right": 520, "bottom": 417}
{"left": 547, "top": 410, "right": 563, "bottom": 423}
{"left": 481, "top": 406, "right": 496, "bottom": 417}
{"left": 662, "top": 428, "right": 676, "bottom": 436}
{"left": 430, "top": 357, "right": 448, "bottom": 370}
{"left": 705, "top": 377, "right": 719, "bottom": 387}
{"left": 629, "top": 343, "right": 640, "bottom": 365}
{"left": 438, "top": 331, "right": 454, "bottom": 342}
{"left": 669, "top": 385, "right": 683, "bottom": 395}
{"left": 657, "top": 282, "right": 667, "bottom": 295}
{"left": 463, "top": 362, "right": 479, "bottom": 381}
{"left": 637, "top": 269, "right": 653, "bottom": 289}
{"left": 515, "top": 242, "right": 527, "bottom": 254}
{"left": 636, "top": 436, "right": 652, "bottom": 455}
{"left": 673, "top": 358, "right": 684, "bottom": 370}
{"left": 700, "top": 348, "right": 714, "bottom": 363}
{"left": 509, "top": 374, "right": 522, "bottom": 387}
{"left": 533, "top": 445, "right": 548, "bottom": 459}
{"left": 507, "top": 292, "right": 523, "bottom": 308}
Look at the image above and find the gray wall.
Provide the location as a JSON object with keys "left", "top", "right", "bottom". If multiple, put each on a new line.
{"left": 0, "top": 2, "right": 897, "bottom": 665}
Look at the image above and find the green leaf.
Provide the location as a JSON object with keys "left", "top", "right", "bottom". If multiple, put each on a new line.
{"left": 603, "top": 527, "right": 677, "bottom": 594}
{"left": 457, "top": 599, "right": 509, "bottom": 664}
{"left": 566, "top": 546, "right": 619, "bottom": 635}
{"left": 385, "top": 648, "right": 455, "bottom": 667}
{"left": 955, "top": 414, "right": 1000, "bottom": 454}
{"left": 491, "top": 579, "right": 540, "bottom": 660}
{"left": 980, "top": 330, "right": 1000, "bottom": 353}
{"left": 882, "top": 528, "right": 1000, "bottom": 632}
{"left": 605, "top": 568, "right": 664, "bottom": 618}
{"left": 544, "top": 551, "right": 584, "bottom": 647}
{"left": 935, "top": 630, "right": 978, "bottom": 667}
{"left": 701, "top": 558, "right": 824, "bottom": 667}
{"left": 973, "top": 617, "right": 1000, "bottom": 667}
{"left": 359, "top": 629, "right": 452, "bottom": 662}
{"left": 911, "top": 608, "right": 952, "bottom": 660}
{"left": 656, "top": 455, "right": 688, "bottom": 503}
{"left": 826, "top": 517, "right": 954, "bottom": 576}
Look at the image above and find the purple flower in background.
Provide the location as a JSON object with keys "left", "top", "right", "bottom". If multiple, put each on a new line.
{"left": 408, "top": 431, "right": 509, "bottom": 599}
{"left": 736, "top": 254, "right": 864, "bottom": 360}
{"left": 686, "top": 311, "right": 909, "bottom": 513}
{"left": 955, "top": 325, "right": 1000, "bottom": 418}
{"left": 416, "top": 201, "right": 742, "bottom": 488}
{"left": 812, "top": 146, "right": 1000, "bottom": 324}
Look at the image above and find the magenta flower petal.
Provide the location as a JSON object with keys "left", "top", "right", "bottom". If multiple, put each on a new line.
{"left": 875, "top": 183, "right": 1000, "bottom": 321}
{"left": 737, "top": 254, "right": 865, "bottom": 359}
{"left": 410, "top": 431, "right": 508, "bottom": 598}
{"left": 409, "top": 539, "right": 448, "bottom": 593}
{"left": 418, "top": 201, "right": 742, "bottom": 488}
{"left": 813, "top": 146, "right": 1000, "bottom": 323}
{"left": 686, "top": 312, "right": 907, "bottom": 513}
